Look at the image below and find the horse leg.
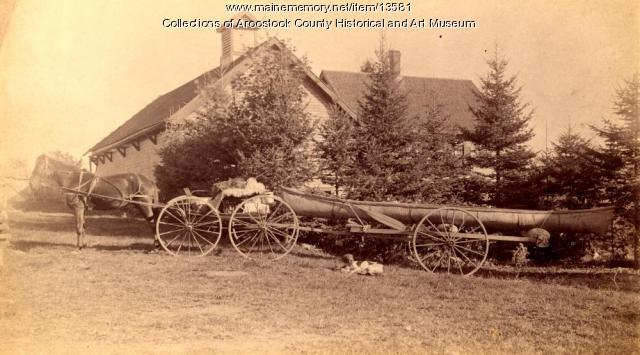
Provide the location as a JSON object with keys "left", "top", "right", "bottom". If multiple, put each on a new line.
{"left": 78, "top": 206, "right": 86, "bottom": 248}
{"left": 72, "top": 205, "right": 86, "bottom": 249}
{"left": 136, "top": 202, "right": 160, "bottom": 252}
{"left": 66, "top": 193, "right": 86, "bottom": 250}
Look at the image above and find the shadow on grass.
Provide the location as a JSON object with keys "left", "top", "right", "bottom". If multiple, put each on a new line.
{"left": 212, "top": 237, "right": 337, "bottom": 261}
{"left": 476, "top": 268, "right": 640, "bottom": 293}
{"left": 9, "top": 197, "right": 70, "bottom": 214}
{"left": 10, "top": 240, "right": 155, "bottom": 253}
{"left": 11, "top": 217, "right": 153, "bottom": 238}
{"left": 288, "top": 251, "right": 336, "bottom": 260}
{"left": 10, "top": 240, "right": 76, "bottom": 252}
{"left": 91, "top": 243, "right": 154, "bottom": 252}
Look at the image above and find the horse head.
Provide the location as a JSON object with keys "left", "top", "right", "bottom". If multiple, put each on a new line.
{"left": 29, "top": 154, "right": 82, "bottom": 195}
{"left": 50, "top": 170, "right": 76, "bottom": 188}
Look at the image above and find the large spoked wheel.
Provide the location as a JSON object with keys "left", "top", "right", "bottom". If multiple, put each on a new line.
{"left": 155, "top": 196, "right": 223, "bottom": 256}
{"left": 228, "top": 194, "right": 299, "bottom": 261}
{"left": 412, "top": 207, "right": 489, "bottom": 276}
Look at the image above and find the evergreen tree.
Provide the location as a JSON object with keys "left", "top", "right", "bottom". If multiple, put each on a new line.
{"left": 461, "top": 50, "right": 535, "bottom": 207}
{"left": 220, "top": 46, "right": 316, "bottom": 187}
{"left": 155, "top": 84, "right": 231, "bottom": 198}
{"left": 316, "top": 107, "right": 354, "bottom": 196}
{"left": 540, "top": 127, "right": 602, "bottom": 209}
{"left": 412, "top": 100, "right": 469, "bottom": 204}
{"left": 345, "top": 40, "right": 421, "bottom": 201}
{"left": 156, "top": 44, "right": 316, "bottom": 197}
{"left": 593, "top": 73, "right": 639, "bottom": 267}
{"left": 333, "top": 39, "right": 468, "bottom": 203}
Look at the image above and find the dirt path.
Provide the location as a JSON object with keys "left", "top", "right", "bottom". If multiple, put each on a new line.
{"left": 1, "top": 209, "right": 638, "bottom": 354}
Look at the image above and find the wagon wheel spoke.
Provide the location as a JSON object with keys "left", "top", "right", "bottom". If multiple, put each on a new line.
{"left": 266, "top": 229, "right": 290, "bottom": 251}
{"left": 174, "top": 201, "right": 190, "bottom": 222}
{"left": 192, "top": 227, "right": 219, "bottom": 234}
{"left": 439, "top": 212, "right": 450, "bottom": 239}
{"left": 415, "top": 228, "right": 447, "bottom": 243}
{"left": 231, "top": 218, "right": 257, "bottom": 228}
{"left": 192, "top": 218, "right": 221, "bottom": 227}
{"left": 466, "top": 225, "right": 481, "bottom": 234}
{"left": 158, "top": 227, "right": 183, "bottom": 236}
{"left": 189, "top": 231, "right": 204, "bottom": 254}
{"left": 264, "top": 230, "right": 276, "bottom": 257}
{"left": 414, "top": 242, "right": 445, "bottom": 248}
{"left": 416, "top": 247, "right": 442, "bottom": 272}
{"left": 183, "top": 232, "right": 191, "bottom": 256}
{"left": 268, "top": 211, "right": 294, "bottom": 224}
{"left": 244, "top": 211, "right": 265, "bottom": 226}
{"left": 452, "top": 245, "right": 479, "bottom": 269}
{"left": 193, "top": 208, "right": 215, "bottom": 224}
{"left": 156, "top": 196, "right": 222, "bottom": 256}
{"left": 454, "top": 243, "right": 486, "bottom": 257}
{"left": 425, "top": 252, "right": 447, "bottom": 272}
{"left": 164, "top": 231, "right": 185, "bottom": 248}
{"left": 245, "top": 231, "right": 263, "bottom": 251}
{"left": 184, "top": 199, "right": 192, "bottom": 223}
{"left": 228, "top": 195, "right": 298, "bottom": 261}
{"left": 457, "top": 211, "right": 467, "bottom": 235}
{"left": 424, "top": 218, "right": 447, "bottom": 240}
{"left": 267, "top": 226, "right": 295, "bottom": 240}
{"left": 232, "top": 227, "right": 260, "bottom": 239}
{"left": 191, "top": 229, "right": 216, "bottom": 246}
{"left": 233, "top": 230, "right": 262, "bottom": 248}
{"left": 413, "top": 207, "right": 488, "bottom": 276}
{"left": 258, "top": 231, "right": 265, "bottom": 254}
{"left": 162, "top": 208, "right": 186, "bottom": 227}
{"left": 452, "top": 251, "right": 465, "bottom": 274}
{"left": 268, "top": 201, "right": 283, "bottom": 219}
{"left": 158, "top": 221, "right": 185, "bottom": 229}
{"left": 174, "top": 232, "right": 188, "bottom": 255}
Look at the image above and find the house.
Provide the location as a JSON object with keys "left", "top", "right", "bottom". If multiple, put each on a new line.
{"left": 87, "top": 13, "right": 479, "bottom": 181}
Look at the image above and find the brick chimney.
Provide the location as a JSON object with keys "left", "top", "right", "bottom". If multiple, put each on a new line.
{"left": 389, "top": 50, "right": 401, "bottom": 77}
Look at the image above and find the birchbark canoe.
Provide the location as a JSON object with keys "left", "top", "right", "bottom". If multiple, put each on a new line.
{"left": 278, "top": 187, "right": 615, "bottom": 234}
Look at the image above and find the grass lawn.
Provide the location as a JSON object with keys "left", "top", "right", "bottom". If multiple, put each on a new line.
{"left": 0, "top": 208, "right": 638, "bottom": 354}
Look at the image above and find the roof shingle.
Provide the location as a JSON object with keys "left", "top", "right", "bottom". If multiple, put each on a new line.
{"left": 320, "top": 70, "right": 479, "bottom": 131}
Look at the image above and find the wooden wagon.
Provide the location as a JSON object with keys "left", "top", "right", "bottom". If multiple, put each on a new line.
{"left": 154, "top": 186, "right": 615, "bottom": 276}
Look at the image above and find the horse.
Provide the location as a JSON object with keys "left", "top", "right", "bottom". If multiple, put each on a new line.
{"left": 31, "top": 157, "right": 160, "bottom": 250}
{"left": 29, "top": 153, "right": 80, "bottom": 200}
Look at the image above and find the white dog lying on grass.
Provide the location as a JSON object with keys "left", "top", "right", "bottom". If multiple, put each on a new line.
{"left": 339, "top": 254, "right": 383, "bottom": 276}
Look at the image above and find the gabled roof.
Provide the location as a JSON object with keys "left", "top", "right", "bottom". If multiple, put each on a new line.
{"left": 87, "top": 67, "right": 219, "bottom": 154}
{"left": 88, "top": 38, "right": 479, "bottom": 155}
{"left": 320, "top": 71, "right": 479, "bottom": 131}
{"left": 88, "top": 38, "right": 352, "bottom": 155}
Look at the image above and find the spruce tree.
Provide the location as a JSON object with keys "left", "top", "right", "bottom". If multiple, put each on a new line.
{"left": 540, "top": 127, "right": 601, "bottom": 209}
{"left": 461, "top": 50, "right": 535, "bottom": 207}
{"left": 346, "top": 40, "right": 418, "bottom": 201}
{"left": 412, "top": 100, "right": 469, "bottom": 204}
{"left": 330, "top": 39, "right": 470, "bottom": 203}
{"left": 316, "top": 107, "right": 354, "bottom": 196}
{"left": 593, "top": 74, "right": 639, "bottom": 267}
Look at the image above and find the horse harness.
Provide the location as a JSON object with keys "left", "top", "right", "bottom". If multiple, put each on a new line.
{"left": 67, "top": 171, "right": 99, "bottom": 208}
{"left": 72, "top": 171, "right": 144, "bottom": 209}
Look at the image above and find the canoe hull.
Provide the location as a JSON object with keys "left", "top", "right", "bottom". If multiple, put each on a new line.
{"left": 278, "top": 187, "right": 614, "bottom": 234}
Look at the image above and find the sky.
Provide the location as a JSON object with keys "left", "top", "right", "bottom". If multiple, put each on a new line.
{"left": 0, "top": 0, "right": 638, "bottom": 169}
